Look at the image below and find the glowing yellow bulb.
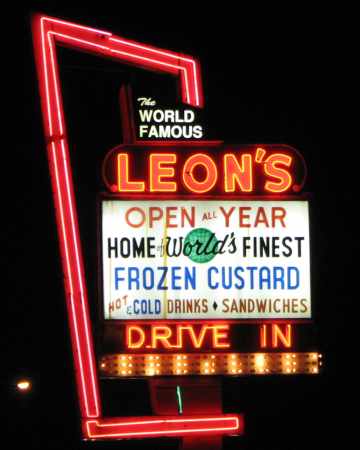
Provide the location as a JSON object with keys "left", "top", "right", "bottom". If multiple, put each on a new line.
{"left": 255, "top": 354, "right": 265, "bottom": 368}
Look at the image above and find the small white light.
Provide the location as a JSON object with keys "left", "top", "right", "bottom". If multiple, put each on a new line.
{"left": 17, "top": 380, "right": 31, "bottom": 392}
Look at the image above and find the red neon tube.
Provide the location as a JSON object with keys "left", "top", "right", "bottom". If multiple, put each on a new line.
{"left": 84, "top": 414, "right": 243, "bottom": 439}
{"left": 31, "top": 17, "right": 244, "bottom": 442}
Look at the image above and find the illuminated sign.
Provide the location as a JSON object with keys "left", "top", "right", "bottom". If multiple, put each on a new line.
{"left": 102, "top": 199, "right": 310, "bottom": 320}
{"left": 102, "top": 144, "right": 307, "bottom": 195}
{"left": 136, "top": 98, "right": 204, "bottom": 139}
{"left": 126, "top": 324, "right": 231, "bottom": 350}
{"left": 32, "top": 13, "right": 319, "bottom": 445}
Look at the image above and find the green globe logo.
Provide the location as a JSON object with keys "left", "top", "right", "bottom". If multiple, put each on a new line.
{"left": 184, "top": 228, "right": 218, "bottom": 263}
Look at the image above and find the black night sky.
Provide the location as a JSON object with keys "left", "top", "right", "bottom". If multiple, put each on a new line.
{"left": 8, "top": 6, "right": 356, "bottom": 449}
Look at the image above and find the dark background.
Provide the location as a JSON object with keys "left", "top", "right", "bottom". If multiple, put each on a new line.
{"left": 7, "top": 6, "right": 356, "bottom": 449}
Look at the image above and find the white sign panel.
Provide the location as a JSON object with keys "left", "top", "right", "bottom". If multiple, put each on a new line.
{"left": 101, "top": 200, "right": 311, "bottom": 320}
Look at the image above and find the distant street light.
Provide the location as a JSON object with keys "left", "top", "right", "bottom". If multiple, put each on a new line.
{"left": 16, "top": 379, "right": 32, "bottom": 392}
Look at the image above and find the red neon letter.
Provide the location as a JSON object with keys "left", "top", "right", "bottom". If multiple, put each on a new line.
{"left": 151, "top": 326, "right": 173, "bottom": 349}
{"left": 260, "top": 324, "right": 267, "bottom": 348}
{"left": 117, "top": 153, "right": 145, "bottom": 192}
{"left": 224, "top": 153, "right": 253, "bottom": 192}
{"left": 184, "top": 325, "right": 208, "bottom": 349}
{"left": 149, "top": 153, "right": 177, "bottom": 192}
{"left": 259, "top": 324, "right": 292, "bottom": 348}
{"left": 182, "top": 154, "right": 217, "bottom": 193}
{"left": 127, "top": 326, "right": 146, "bottom": 349}
{"left": 212, "top": 325, "right": 230, "bottom": 348}
{"left": 272, "top": 324, "right": 292, "bottom": 348}
{"left": 264, "top": 154, "right": 293, "bottom": 193}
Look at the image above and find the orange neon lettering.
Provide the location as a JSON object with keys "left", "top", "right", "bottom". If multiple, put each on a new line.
{"left": 224, "top": 153, "right": 253, "bottom": 192}
{"left": 151, "top": 326, "right": 173, "bottom": 349}
{"left": 255, "top": 147, "right": 266, "bottom": 163}
{"left": 260, "top": 324, "right": 267, "bottom": 348}
{"left": 149, "top": 153, "right": 177, "bottom": 192}
{"left": 127, "top": 326, "right": 146, "bottom": 349}
{"left": 212, "top": 325, "right": 230, "bottom": 348}
{"left": 182, "top": 153, "right": 218, "bottom": 193}
{"left": 272, "top": 324, "right": 292, "bottom": 348}
{"left": 264, "top": 153, "right": 293, "bottom": 193}
{"left": 183, "top": 325, "right": 208, "bottom": 348}
{"left": 117, "top": 153, "right": 145, "bottom": 192}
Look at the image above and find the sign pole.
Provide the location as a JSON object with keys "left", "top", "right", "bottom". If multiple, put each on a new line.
{"left": 149, "top": 377, "right": 225, "bottom": 449}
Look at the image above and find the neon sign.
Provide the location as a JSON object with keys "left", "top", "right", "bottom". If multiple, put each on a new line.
{"left": 32, "top": 13, "right": 319, "bottom": 446}
{"left": 126, "top": 324, "right": 231, "bottom": 350}
{"left": 102, "top": 144, "right": 307, "bottom": 195}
